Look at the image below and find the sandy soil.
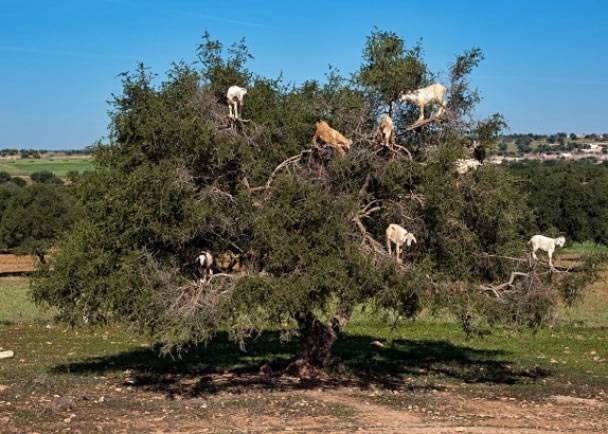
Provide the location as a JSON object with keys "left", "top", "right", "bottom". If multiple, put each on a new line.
{"left": 1, "top": 373, "right": 607, "bottom": 434}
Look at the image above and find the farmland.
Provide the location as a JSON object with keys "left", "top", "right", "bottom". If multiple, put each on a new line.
{"left": 1, "top": 272, "right": 607, "bottom": 432}
{"left": 0, "top": 156, "right": 94, "bottom": 177}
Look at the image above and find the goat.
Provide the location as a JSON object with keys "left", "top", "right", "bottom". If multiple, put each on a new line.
{"left": 454, "top": 158, "right": 481, "bottom": 176}
{"left": 226, "top": 85, "right": 247, "bottom": 120}
{"left": 377, "top": 114, "right": 395, "bottom": 147}
{"left": 215, "top": 251, "right": 241, "bottom": 273}
{"left": 399, "top": 83, "right": 447, "bottom": 123}
{"left": 528, "top": 235, "right": 566, "bottom": 269}
{"left": 195, "top": 251, "right": 214, "bottom": 282}
{"left": 385, "top": 223, "right": 417, "bottom": 263}
{"left": 311, "top": 121, "right": 352, "bottom": 156}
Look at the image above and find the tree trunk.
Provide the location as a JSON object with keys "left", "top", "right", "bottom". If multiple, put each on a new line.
{"left": 287, "top": 302, "right": 353, "bottom": 377}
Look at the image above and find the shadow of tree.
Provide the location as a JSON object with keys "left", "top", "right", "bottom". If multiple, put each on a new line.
{"left": 51, "top": 331, "right": 548, "bottom": 396}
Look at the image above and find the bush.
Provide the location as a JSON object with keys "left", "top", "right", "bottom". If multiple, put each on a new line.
{"left": 9, "top": 177, "right": 26, "bottom": 188}
{"left": 0, "top": 184, "right": 77, "bottom": 260}
{"left": 0, "top": 171, "right": 11, "bottom": 183}
{"left": 30, "top": 170, "right": 63, "bottom": 185}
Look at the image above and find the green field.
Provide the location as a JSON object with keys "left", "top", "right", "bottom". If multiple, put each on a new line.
{"left": 1, "top": 276, "right": 607, "bottom": 386}
{"left": 0, "top": 157, "right": 94, "bottom": 177}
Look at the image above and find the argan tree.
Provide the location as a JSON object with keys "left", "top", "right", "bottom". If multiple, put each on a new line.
{"left": 34, "top": 30, "right": 604, "bottom": 375}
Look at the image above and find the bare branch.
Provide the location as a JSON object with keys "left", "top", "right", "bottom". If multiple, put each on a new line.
{"left": 261, "top": 150, "right": 312, "bottom": 192}
{"left": 479, "top": 271, "right": 531, "bottom": 294}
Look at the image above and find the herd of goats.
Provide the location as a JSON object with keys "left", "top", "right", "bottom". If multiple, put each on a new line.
{"left": 194, "top": 84, "right": 567, "bottom": 283}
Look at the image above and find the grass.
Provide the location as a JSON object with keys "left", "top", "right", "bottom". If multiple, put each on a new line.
{"left": 1, "top": 277, "right": 607, "bottom": 389}
{"left": 0, "top": 157, "right": 94, "bottom": 177}
{"left": 564, "top": 241, "right": 608, "bottom": 254}
{"left": 0, "top": 277, "right": 55, "bottom": 324}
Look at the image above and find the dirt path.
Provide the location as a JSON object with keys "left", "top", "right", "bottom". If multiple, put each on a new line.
{"left": 302, "top": 388, "right": 608, "bottom": 434}
{"left": 2, "top": 376, "right": 607, "bottom": 433}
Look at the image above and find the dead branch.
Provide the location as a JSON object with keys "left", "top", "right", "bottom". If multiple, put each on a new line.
{"left": 405, "top": 115, "right": 444, "bottom": 131}
{"left": 262, "top": 150, "right": 312, "bottom": 192}
{"left": 207, "top": 186, "right": 235, "bottom": 202}
{"left": 359, "top": 200, "right": 381, "bottom": 218}
{"left": 390, "top": 143, "right": 413, "bottom": 160}
{"left": 352, "top": 215, "right": 385, "bottom": 255}
{"left": 477, "top": 252, "right": 529, "bottom": 263}
{"left": 208, "top": 272, "right": 238, "bottom": 282}
{"left": 358, "top": 174, "right": 371, "bottom": 198}
{"left": 479, "top": 271, "right": 531, "bottom": 295}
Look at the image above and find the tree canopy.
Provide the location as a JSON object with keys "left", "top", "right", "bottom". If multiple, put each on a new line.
{"left": 0, "top": 183, "right": 76, "bottom": 261}
{"left": 33, "top": 30, "right": 604, "bottom": 374}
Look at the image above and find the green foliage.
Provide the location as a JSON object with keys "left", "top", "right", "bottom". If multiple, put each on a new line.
{"left": 0, "top": 184, "right": 76, "bottom": 257}
{"left": 33, "top": 30, "right": 605, "bottom": 367}
{"left": 197, "top": 31, "right": 253, "bottom": 101}
{"left": 0, "top": 182, "right": 20, "bottom": 216}
{"left": 9, "top": 177, "right": 26, "bottom": 187}
{"left": 0, "top": 171, "right": 11, "bottom": 183}
{"left": 506, "top": 160, "right": 608, "bottom": 243}
{"left": 358, "top": 28, "right": 427, "bottom": 110}
{"left": 31, "top": 170, "right": 63, "bottom": 185}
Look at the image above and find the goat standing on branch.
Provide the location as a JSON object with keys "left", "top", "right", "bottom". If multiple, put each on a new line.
{"left": 386, "top": 223, "right": 417, "bottom": 263}
{"left": 195, "top": 251, "right": 214, "bottom": 282}
{"left": 528, "top": 235, "right": 566, "bottom": 269}
{"left": 400, "top": 83, "right": 447, "bottom": 124}
{"left": 454, "top": 158, "right": 482, "bottom": 176}
{"left": 377, "top": 114, "right": 395, "bottom": 147}
{"left": 226, "top": 85, "right": 247, "bottom": 120}
{"left": 311, "top": 121, "right": 352, "bottom": 156}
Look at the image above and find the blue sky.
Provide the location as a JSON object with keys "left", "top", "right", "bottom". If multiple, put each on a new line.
{"left": 0, "top": 0, "right": 606, "bottom": 149}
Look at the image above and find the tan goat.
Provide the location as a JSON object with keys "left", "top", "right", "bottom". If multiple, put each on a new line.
{"left": 378, "top": 114, "right": 395, "bottom": 147}
{"left": 311, "top": 121, "right": 352, "bottom": 156}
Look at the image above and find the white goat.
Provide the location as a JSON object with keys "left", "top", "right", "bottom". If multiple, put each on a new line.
{"left": 226, "top": 85, "right": 247, "bottom": 120}
{"left": 195, "top": 251, "right": 214, "bottom": 282}
{"left": 386, "top": 223, "right": 417, "bottom": 263}
{"left": 528, "top": 235, "right": 566, "bottom": 269}
{"left": 377, "top": 114, "right": 395, "bottom": 147}
{"left": 399, "top": 83, "right": 447, "bottom": 123}
{"left": 454, "top": 158, "right": 481, "bottom": 176}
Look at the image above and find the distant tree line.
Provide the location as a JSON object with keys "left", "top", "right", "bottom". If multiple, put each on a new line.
{"left": 497, "top": 133, "right": 608, "bottom": 156}
{"left": 0, "top": 148, "right": 91, "bottom": 158}
{"left": 506, "top": 160, "right": 608, "bottom": 244}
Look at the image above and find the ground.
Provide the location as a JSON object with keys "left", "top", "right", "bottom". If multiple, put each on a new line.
{"left": 1, "top": 267, "right": 607, "bottom": 433}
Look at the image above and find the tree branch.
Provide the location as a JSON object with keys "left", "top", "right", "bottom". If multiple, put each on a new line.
{"left": 261, "top": 150, "right": 312, "bottom": 192}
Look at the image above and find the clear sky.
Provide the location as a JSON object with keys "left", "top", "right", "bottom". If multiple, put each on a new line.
{"left": 1, "top": 0, "right": 606, "bottom": 149}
